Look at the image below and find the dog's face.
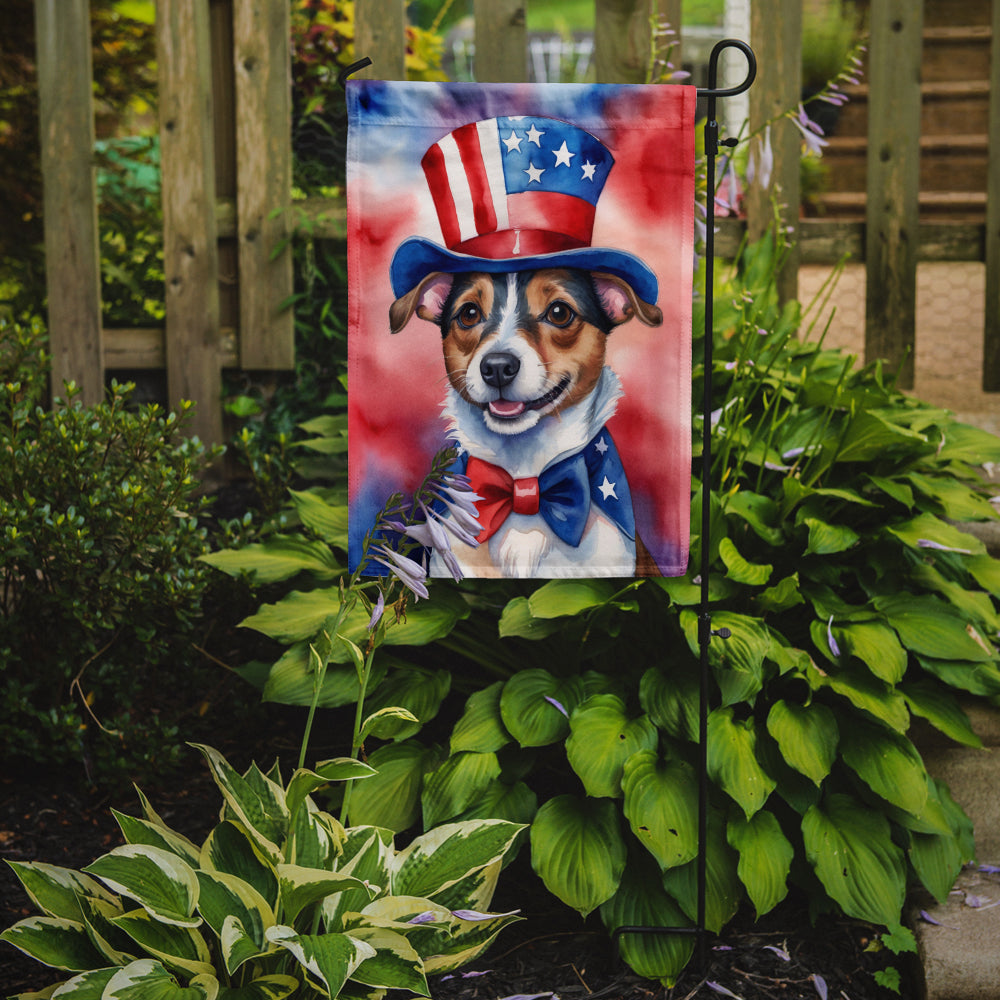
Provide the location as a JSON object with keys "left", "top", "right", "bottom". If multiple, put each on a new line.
{"left": 391, "top": 267, "right": 663, "bottom": 436}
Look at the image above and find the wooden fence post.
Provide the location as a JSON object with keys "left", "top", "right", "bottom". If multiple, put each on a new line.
{"left": 594, "top": 0, "right": 654, "bottom": 83}
{"left": 233, "top": 0, "right": 294, "bottom": 370}
{"left": 34, "top": 0, "right": 104, "bottom": 405}
{"left": 983, "top": 0, "right": 1000, "bottom": 390}
{"left": 746, "top": 0, "right": 801, "bottom": 304}
{"left": 474, "top": 0, "right": 527, "bottom": 82}
{"left": 157, "top": 0, "right": 223, "bottom": 445}
{"left": 354, "top": 0, "right": 407, "bottom": 80}
{"left": 864, "top": 0, "right": 923, "bottom": 389}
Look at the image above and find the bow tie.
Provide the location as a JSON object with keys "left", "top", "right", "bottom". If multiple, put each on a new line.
{"left": 465, "top": 453, "right": 589, "bottom": 546}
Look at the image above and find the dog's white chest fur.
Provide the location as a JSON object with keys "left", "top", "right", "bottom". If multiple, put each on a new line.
{"left": 432, "top": 367, "right": 637, "bottom": 577}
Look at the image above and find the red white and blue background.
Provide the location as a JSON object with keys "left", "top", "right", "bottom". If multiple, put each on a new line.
{"left": 347, "top": 81, "right": 695, "bottom": 578}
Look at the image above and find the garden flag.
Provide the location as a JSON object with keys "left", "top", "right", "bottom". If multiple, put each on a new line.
{"left": 347, "top": 81, "right": 696, "bottom": 579}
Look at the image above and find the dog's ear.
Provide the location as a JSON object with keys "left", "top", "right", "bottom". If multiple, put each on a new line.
{"left": 389, "top": 272, "right": 455, "bottom": 334}
{"left": 592, "top": 273, "right": 663, "bottom": 328}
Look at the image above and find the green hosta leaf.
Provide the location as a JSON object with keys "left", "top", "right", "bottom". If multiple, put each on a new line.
{"left": 530, "top": 795, "right": 626, "bottom": 917}
{"left": 809, "top": 661, "right": 910, "bottom": 732}
{"left": 909, "top": 828, "right": 965, "bottom": 905}
{"left": 727, "top": 811, "right": 793, "bottom": 917}
{"left": 497, "top": 596, "right": 565, "bottom": 639}
{"left": 911, "top": 562, "right": 1000, "bottom": 633}
{"left": 103, "top": 959, "right": 218, "bottom": 1000}
{"left": 83, "top": 846, "right": 200, "bottom": 928}
{"left": 901, "top": 680, "right": 982, "bottom": 748}
{"left": 111, "top": 908, "right": 214, "bottom": 978}
{"left": 421, "top": 751, "right": 502, "bottom": 828}
{"left": 277, "top": 865, "right": 374, "bottom": 925}
{"left": 886, "top": 512, "right": 985, "bottom": 556}
{"left": 112, "top": 812, "right": 201, "bottom": 868}
{"left": 835, "top": 410, "right": 927, "bottom": 463}
{"left": 755, "top": 573, "right": 804, "bottom": 614}
{"left": 718, "top": 537, "right": 772, "bottom": 585}
{"left": 0, "top": 916, "right": 107, "bottom": 971}
{"left": 450, "top": 682, "right": 511, "bottom": 754}
{"left": 499, "top": 670, "right": 584, "bottom": 747}
{"left": 216, "top": 975, "right": 299, "bottom": 1000}
{"left": 195, "top": 871, "right": 273, "bottom": 974}
{"left": 362, "top": 667, "right": 451, "bottom": 740}
{"left": 265, "top": 926, "right": 375, "bottom": 998}
{"left": 639, "top": 664, "right": 699, "bottom": 743}
{"left": 359, "top": 706, "right": 421, "bottom": 742}
{"left": 865, "top": 474, "right": 914, "bottom": 509}
{"left": 724, "top": 490, "right": 784, "bottom": 545}
{"left": 200, "top": 822, "right": 278, "bottom": 910}
{"left": 835, "top": 621, "right": 907, "bottom": 684}
{"left": 526, "top": 578, "right": 618, "bottom": 617}
{"left": 393, "top": 820, "right": 524, "bottom": 901}
{"left": 288, "top": 489, "right": 348, "bottom": 545}
{"left": 4, "top": 862, "right": 118, "bottom": 922}
{"left": 802, "top": 793, "right": 906, "bottom": 926}
{"left": 707, "top": 707, "right": 776, "bottom": 818}
{"left": 967, "top": 553, "right": 1000, "bottom": 597}
{"left": 347, "top": 740, "right": 442, "bottom": 832}
{"left": 621, "top": 751, "right": 699, "bottom": 871}
{"left": 916, "top": 655, "right": 1000, "bottom": 697}
{"left": 599, "top": 853, "right": 694, "bottom": 987}
{"left": 346, "top": 926, "right": 428, "bottom": 994}
{"left": 680, "top": 610, "right": 770, "bottom": 706}
{"left": 661, "top": 810, "right": 741, "bottom": 933}
{"left": 803, "top": 517, "right": 859, "bottom": 556}
{"left": 839, "top": 718, "right": 929, "bottom": 816}
{"left": 935, "top": 421, "right": 1000, "bottom": 464}
{"left": 191, "top": 746, "right": 287, "bottom": 863}
{"left": 765, "top": 700, "right": 838, "bottom": 786}
{"left": 905, "top": 472, "right": 998, "bottom": 522}
{"left": 200, "top": 535, "right": 342, "bottom": 584}
{"left": 453, "top": 779, "right": 538, "bottom": 827}
{"left": 260, "top": 643, "right": 387, "bottom": 709}
{"left": 565, "top": 695, "right": 658, "bottom": 798}
{"left": 874, "top": 594, "right": 995, "bottom": 662}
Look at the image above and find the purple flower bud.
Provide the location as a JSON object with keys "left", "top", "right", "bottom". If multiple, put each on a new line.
{"left": 827, "top": 616, "right": 841, "bottom": 658}
{"left": 372, "top": 544, "right": 429, "bottom": 600}
{"left": 812, "top": 974, "right": 828, "bottom": 1000}
{"left": 367, "top": 590, "right": 385, "bottom": 631}
{"left": 544, "top": 695, "right": 569, "bottom": 717}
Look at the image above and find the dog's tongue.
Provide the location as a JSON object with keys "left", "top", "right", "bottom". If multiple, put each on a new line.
{"left": 489, "top": 399, "right": 525, "bottom": 418}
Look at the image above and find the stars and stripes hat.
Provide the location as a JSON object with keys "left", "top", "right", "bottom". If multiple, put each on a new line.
{"left": 389, "top": 115, "right": 659, "bottom": 305}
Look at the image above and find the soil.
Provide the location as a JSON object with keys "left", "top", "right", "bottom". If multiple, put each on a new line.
{"left": 0, "top": 742, "right": 914, "bottom": 1000}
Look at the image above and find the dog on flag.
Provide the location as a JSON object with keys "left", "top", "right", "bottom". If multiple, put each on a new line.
{"left": 388, "top": 115, "right": 664, "bottom": 578}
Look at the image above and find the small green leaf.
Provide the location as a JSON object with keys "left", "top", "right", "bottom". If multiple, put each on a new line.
{"left": 288, "top": 489, "right": 348, "bottom": 544}
{"left": 526, "top": 579, "right": 618, "bottom": 618}
{"left": 719, "top": 537, "right": 773, "bottom": 585}
{"left": 803, "top": 517, "right": 859, "bottom": 555}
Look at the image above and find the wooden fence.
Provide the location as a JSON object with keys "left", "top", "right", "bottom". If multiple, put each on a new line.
{"left": 33, "top": 0, "right": 1000, "bottom": 445}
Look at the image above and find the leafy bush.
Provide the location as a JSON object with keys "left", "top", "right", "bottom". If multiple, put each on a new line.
{"left": 1, "top": 743, "right": 524, "bottom": 998}
{"left": 208, "top": 234, "right": 1000, "bottom": 985}
{"left": 0, "top": 317, "right": 220, "bottom": 783}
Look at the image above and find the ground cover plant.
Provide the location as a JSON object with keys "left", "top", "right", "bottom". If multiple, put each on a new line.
{"left": 203, "top": 230, "right": 1000, "bottom": 987}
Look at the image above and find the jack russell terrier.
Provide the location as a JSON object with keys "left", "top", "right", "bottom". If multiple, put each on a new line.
{"left": 387, "top": 114, "right": 666, "bottom": 577}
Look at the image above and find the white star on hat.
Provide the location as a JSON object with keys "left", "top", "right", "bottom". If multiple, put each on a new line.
{"left": 526, "top": 123, "right": 545, "bottom": 146}
{"left": 502, "top": 130, "right": 523, "bottom": 153}
{"left": 598, "top": 476, "right": 618, "bottom": 501}
{"left": 552, "top": 141, "right": 575, "bottom": 167}
{"left": 524, "top": 162, "right": 545, "bottom": 184}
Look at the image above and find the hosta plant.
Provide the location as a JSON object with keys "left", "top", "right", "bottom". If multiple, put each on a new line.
{"left": 1, "top": 743, "right": 523, "bottom": 999}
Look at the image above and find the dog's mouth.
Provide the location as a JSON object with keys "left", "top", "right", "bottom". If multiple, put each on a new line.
{"left": 485, "top": 374, "right": 571, "bottom": 420}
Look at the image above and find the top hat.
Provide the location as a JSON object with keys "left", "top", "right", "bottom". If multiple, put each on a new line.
{"left": 389, "top": 115, "right": 659, "bottom": 305}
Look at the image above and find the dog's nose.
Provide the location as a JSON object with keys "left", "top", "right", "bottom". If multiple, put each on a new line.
{"left": 480, "top": 352, "right": 520, "bottom": 389}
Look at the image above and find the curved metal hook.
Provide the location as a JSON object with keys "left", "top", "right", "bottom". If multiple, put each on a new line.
{"left": 337, "top": 56, "right": 373, "bottom": 89}
{"left": 696, "top": 39, "right": 756, "bottom": 99}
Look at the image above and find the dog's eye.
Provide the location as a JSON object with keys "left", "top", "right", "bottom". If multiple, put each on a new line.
{"left": 543, "top": 301, "right": 576, "bottom": 328}
{"left": 456, "top": 303, "right": 483, "bottom": 328}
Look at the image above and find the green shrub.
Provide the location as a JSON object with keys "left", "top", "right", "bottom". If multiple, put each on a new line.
{"left": 0, "top": 317, "right": 221, "bottom": 783}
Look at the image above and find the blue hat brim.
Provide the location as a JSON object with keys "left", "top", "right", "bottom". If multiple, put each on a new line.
{"left": 390, "top": 236, "right": 659, "bottom": 307}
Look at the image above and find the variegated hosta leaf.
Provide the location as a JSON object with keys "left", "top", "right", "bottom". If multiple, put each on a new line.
{"left": 802, "top": 793, "right": 906, "bottom": 926}
{"left": 277, "top": 864, "right": 376, "bottom": 925}
{"left": 706, "top": 707, "right": 776, "bottom": 819}
{"left": 345, "top": 926, "right": 429, "bottom": 995}
{"left": 499, "top": 669, "right": 584, "bottom": 747}
{"left": 214, "top": 974, "right": 299, "bottom": 1000}
{"left": 200, "top": 822, "right": 278, "bottom": 910}
{"left": 391, "top": 820, "right": 524, "bottom": 901}
{"left": 322, "top": 829, "right": 393, "bottom": 931}
{"left": 195, "top": 871, "right": 274, "bottom": 974}
{"left": 265, "top": 926, "right": 375, "bottom": 998}
{"left": 765, "top": 700, "right": 838, "bottom": 786}
{"left": 422, "top": 906, "right": 523, "bottom": 975}
{"left": 112, "top": 810, "right": 202, "bottom": 868}
{"left": 191, "top": 745, "right": 287, "bottom": 863}
{"left": 599, "top": 854, "right": 694, "bottom": 987}
{"left": 46, "top": 966, "right": 118, "bottom": 997}
{"left": 727, "top": 810, "right": 793, "bottom": 918}
{"left": 424, "top": 859, "right": 501, "bottom": 916}
{"left": 565, "top": 695, "right": 658, "bottom": 799}
{"left": 285, "top": 760, "right": 375, "bottom": 823}
{"left": 4, "top": 861, "right": 118, "bottom": 922}
{"left": 450, "top": 681, "right": 511, "bottom": 754}
{"left": 621, "top": 751, "right": 699, "bottom": 871}
{"left": 288, "top": 801, "right": 344, "bottom": 870}
{"left": 77, "top": 894, "right": 136, "bottom": 966}
{"left": 529, "top": 795, "right": 626, "bottom": 917}
{"left": 102, "top": 958, "right": 218, "bottom": 999}
{"left": 0, "top": 916, "right": 107, "bottom": 971}
{"left": 83, "top": 846, "right": 200, "bottom": 928}
{"left": 838, "top": 718, "right": 929, "bottom": 817}
{"left": 420, "top": 751, "right": 502, "bottom": 829}
{"left": 110, "top": 908, "right": 214, "bottom": 979}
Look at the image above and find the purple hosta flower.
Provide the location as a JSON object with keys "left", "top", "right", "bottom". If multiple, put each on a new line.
{"left": 372, "top": 544, "right": 429, "bottom": 600}
{"left": 441, "top": 970, "right": 493, "bottom": 982}
{"left": 827, "top": 616, "right": 841, "bottom": 657}
{"left": 917, "top": 538, "right": 973, "bottom": 555}
{"left": 812, "top": 974, "right": 828, "bottom": 1000}
{"left": 427, "top": 485, "right": 484, "bottom": 540}
{"left": 707, "top": 982, "right": 742, "bottom": 999}
{"left": 763, "top": 944, "right": 791, "bottom": 962}
{"left": 451, "top": 908, "right": 521, "bottom": 921}
{"left": 497, "top": 994, "right": 557, "bottom": 1000}
{"left": 919, "top": 909, "right": 958, "bottom": 929}
{"left": 367, "top": 590, "right": 385, "bottom": 631}
{"left": 791, "top": 104, "right": 828, "bottom": 156}
{"left": 407, "top": 911, "right": 438, "bottom": 925}
{"left": 544, "top": 695, "right": 569, "bottom": 718}
{"left": 747, "top": 124, "right": 774, "bottom": 191}
{"left": 426, "top": 500, "right": 480, "bottom": 548}
{"left": 979, "top": 864, "right": 1000, "bottom": 874}
{"left": 715, "top": 158, "right": 741, "bottom": 215}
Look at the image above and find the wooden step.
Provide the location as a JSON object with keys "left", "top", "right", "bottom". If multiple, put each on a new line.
{"left": 922, "top": 25, "right": 993, "bottom": 83}
{"left": 922, "top": 0, "right": 992, "bottom": 28}
{"left": 812, "top": 190, "right": 987, "bottom": 222}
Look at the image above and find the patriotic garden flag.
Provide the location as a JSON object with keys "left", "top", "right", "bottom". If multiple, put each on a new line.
{"left": 347, "top": 81, "right": 696, "bottom": 579}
